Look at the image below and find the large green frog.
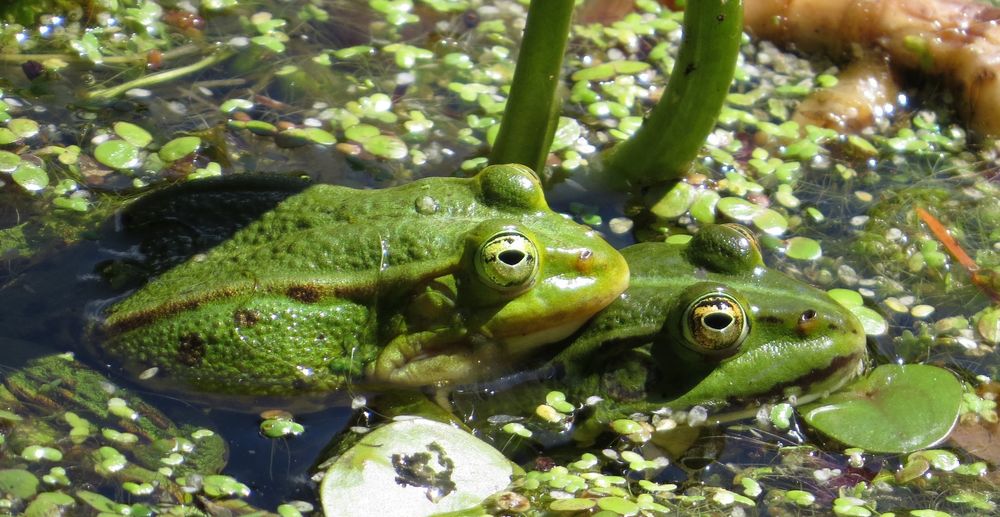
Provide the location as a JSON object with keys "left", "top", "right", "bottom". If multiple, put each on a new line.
{"left": 100, "top": 165, "right": 629, "bottom": 398}
{"left": 461, "top": 224, "right": 868, "bottom": 436}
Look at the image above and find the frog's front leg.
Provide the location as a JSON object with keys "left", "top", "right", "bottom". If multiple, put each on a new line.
{"left": 367, "top": 327, "right": 481, "bottom": 386}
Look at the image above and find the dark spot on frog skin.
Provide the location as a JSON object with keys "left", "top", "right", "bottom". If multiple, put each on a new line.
{"left": 233, "top": 308, "right": 260, "bottom": 327}
{"left": 287, "top": 285, "right": 321, "bottom": 303}
{"left": 177, "top": 333, "right": 206, "bottom": 366}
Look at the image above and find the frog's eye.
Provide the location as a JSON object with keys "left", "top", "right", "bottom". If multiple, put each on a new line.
{"left": 475, "top": 231, "right": 539, "bottom": 293}
{"left": 681, "top": 293, "right": 750, "bottom": 356}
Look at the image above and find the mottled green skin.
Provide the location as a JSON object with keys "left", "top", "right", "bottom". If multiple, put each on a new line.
{"left": 102, "top": 165, "right": 629, "bottom": 398}
{"left": 544, "top": 224, "right": 868, "bottom": 430}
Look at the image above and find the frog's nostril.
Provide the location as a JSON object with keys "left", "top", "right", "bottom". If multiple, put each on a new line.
{"left": 796, "top": 309, "right": 821, "bottom": 335}
{"left": 499, "top": 249, "right": 525, "bottom": 266}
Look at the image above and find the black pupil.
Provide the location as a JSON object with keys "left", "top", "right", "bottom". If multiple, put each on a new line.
{"left": 704, "top": 312, "right": 733, "bottom": 330}
{"left": 498, "top": 249, "right": 525, "bottom": 266}
{"left": 800, "top": 309, "right": 817, "bottom": 322}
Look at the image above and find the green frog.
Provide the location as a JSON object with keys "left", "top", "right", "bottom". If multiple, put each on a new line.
{"left": 460, "top": 224, "right": 868, "bottom": 438}
{"left": 99, "top": 164, "right": 630, "bottom": 398}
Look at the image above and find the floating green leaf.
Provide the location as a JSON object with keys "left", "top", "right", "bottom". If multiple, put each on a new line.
{"left": 800, "top": 364, "right": 963, "bottom": 453}
{"left": 159, "top": 136, "right": 202, "bottom": 162}
{"left": 851, "top": 306, "right": 888, "bottom": 336}
{"left": 716, "top": 197, "right": 761, "bottom": 221}
{"left": 113, "top": 122, "right": 152, "bottom": 148}
{"left": 94, "top": 140, "right": 140, "bottom": 169}
{"left": 751, "top": 208, "right": 788, "bottom": 235}
{"left": 7, "top": 118, "right": 39, "bottom": 139}
{"left": 785, "top": 236, "right": 822, "bottom": 261}
{"left": 0, "top": 150, "right": 20, "bottom": 171}
{"left": 363, "top": 135, "right": 408, "bottom": 160}
{"left": 0, "top": 469, "right": 39, "bottom": 499}
{"left": 650, "top": 182, "right": 695, "bottom": 219}
{"left": 12, "top": 163, "right": 48, "bottom": 191}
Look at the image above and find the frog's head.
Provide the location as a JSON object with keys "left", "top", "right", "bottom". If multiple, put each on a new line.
{"left": 652, "top": 224, "right": 867, "bottom": 408}
{"left": 456, "top": 164, "right": 629, "bottom": 359}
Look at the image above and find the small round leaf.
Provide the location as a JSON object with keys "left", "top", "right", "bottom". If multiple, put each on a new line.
{"left": 800, "top": 364, "right": 963, "bottom": 453}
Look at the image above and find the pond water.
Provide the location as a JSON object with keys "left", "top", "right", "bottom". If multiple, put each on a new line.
{"left": 0, "top": 0, "right": 998, "bottom": 515}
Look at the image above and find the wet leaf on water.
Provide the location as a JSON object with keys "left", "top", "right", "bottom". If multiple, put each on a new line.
{"left": 220, "top": 99, "right": 254, "bottom": 113}
{"left": 572, "top": 60, "right": 651, "bottom": 82}
{"left": 94, "top": 140, "right": 140, "bottom": 170}
{"left": 850, "top": 306, "right": 888, "bottom": 336}
{"left": 245, "top": 120, "right": 277, "bottom": 136}
{"left": 345, "top": 124, "right": 380, "bottom": 143}
{"left": 751, "top": 208, "right": 788, "bottom": 235}
{"left": 113, "top": 122, "right": 152, "bottom": 148}
{"left": 0, "top": 127, "right": 18, "bottom": 144}
{"left": 785, "top": 236, "right": 821, "bottom": 261}
{"left": 975, "top": 307, "right": 1000, "bottom": 345}
{"left": 649, "top": 182, "right": 695, "bottom": 219}
{"left": 24, "top": 491, "right": 75, "bottom": 515}
{"left": 597, "top": 496, "right": 640, "bottom": 515}
{"left": 363, "top": 135, "right": 408, "bottom": 160}
{"left": 320, "top": 418, "right": 513, "bottom": 517}
{"left": 7, "top": 118, "right": 39, "bottom": 139}
{"left": 716, "top": 196, "right": 761, "bottom": 222}
{"left": 0, "top": 469, "right": 39, "bottom": 499}
{"left": 0, "top": 149, "right": 20, "bottom": 171}
{"left": 12, "top": 163, "right": 49, "bottom": 191}
{"left": 690, "top": 190, "right": 720, "bottom": 224}
{"left": 76, "top": 490, "right": 123, "bottom": 513}
{"left": 800, "top": 364, "right": 963, "bottom": 453}
{"left": 828, "top": 288, "right": 863, "bottom": 309}
{"left": 158, "top": 136, "right": 202, "bottom": 162}
{"left": 550, "top": 498, "right": 596, "bottom": 511}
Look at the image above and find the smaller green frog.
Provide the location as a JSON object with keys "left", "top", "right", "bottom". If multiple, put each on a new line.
{"left": 465, "top": 224, "right": 868, "bottom": 437}
{"left": 100, "top": 165, "right": 629, "bottom": 399}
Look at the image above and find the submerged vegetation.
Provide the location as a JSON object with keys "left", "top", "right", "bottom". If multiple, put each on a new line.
{"left": 0, "top": 0, "right": 998, "bottom": 515}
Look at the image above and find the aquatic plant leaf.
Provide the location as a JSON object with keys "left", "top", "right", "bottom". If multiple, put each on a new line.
{"left": 11, "top": 163, "right": 48, "bottom": 191}
{"left": 785, "top": 236, "right": 821, "bottom": 261}
{"left": 113, "top": 122, "right": 152, "bottom": 148}
{"left": 320, "top": 417, "right": 512, "bottom": 517}
{"left": 158, "top": 136, "right": 201, "bottom": 162}
{"left": 94, "top": 140, "right": 140, "bottom": 170}
{"left": 0, "top": 150, "right": 20, "bottom": 171}
{"left": 800, "top": 364, "right": 963, "bottom": 453}
{"left": 0, "top": 469, "right": 39, "bottom": 499}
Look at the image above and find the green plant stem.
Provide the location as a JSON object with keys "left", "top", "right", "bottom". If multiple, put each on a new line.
{"left": 488, "top": 0, "right": 574, "bottom": 174}
{"left": 604, "top": 0, "right": 743, "bottom": 188}
{"left": 84, "top": 46, "right": 234, "bottom": 100}
{"left": 0, "top": 44, "right": 203, "bottom": 64}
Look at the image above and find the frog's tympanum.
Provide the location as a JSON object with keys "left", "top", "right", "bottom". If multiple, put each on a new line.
{"left": 101, "top": 165, "right": 629, "bottom": 397}
{"left": 543, "top": 224, "right": 868, "bottom": 426}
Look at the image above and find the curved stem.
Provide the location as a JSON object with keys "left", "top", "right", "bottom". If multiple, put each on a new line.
{"left": 84, "top": 46, "right": 234, "bottom": 100}
{"left": 488, "top": 0, "right": 575, "bottom": 174}
{"left": 604, "top": 0, "right": 743, "bottom": 188}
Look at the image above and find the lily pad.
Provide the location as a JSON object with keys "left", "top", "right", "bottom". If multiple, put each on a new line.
{"left": 800, "top": 364, "right": 963, "bottom": 453}
{"left": 320, "top": 417, "right": 513, "bottom": 517}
